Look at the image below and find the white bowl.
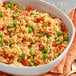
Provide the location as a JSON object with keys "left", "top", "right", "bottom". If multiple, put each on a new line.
{"left": 0, "top": 0, "right": 75, "bottom": 75}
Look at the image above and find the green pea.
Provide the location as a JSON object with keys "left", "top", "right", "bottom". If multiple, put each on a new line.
{"left": 0, "top": 33, "right": 3, "bottom": 37}
{"left": 56, "top": 43, "right": 59, "bottom": 46}
{"left": 21, "top": 54, "right": 25, "bottom": 59}
{"left": 30, "top": 12, "right": 34, "bottom": 15}
{"left": 28, "top": 28, "right": 32, "bottom": 32}
{"left": 0, "top": 12, "right": 3, "bottom": 17}
{"left": 30, "top": 50, "right": 34, "bottom": 56}
{"left": 1, "top": 40, "right": 4, "bottom": 44}
{"left": 43, "top": 48, "right": 48, "bottom": 53}
{"left": 32, "top": 64, "right": 36, "bottom": 67}
{"left": 12, "top": 14, "right": 16, "bottom": 18}
{"left": 8, "top": 24, "right": 12, "bottom": 28}
{"left": 13, "top": 20, "right": 17, "bottom": 26}
{"left": 47, "top": 34, "right": 51, "bottom": 37}
{"left": 31, "top": 59, "right": 35, "bottom": 63}
{"left": 34, "top": 15, "right": 37, "bottom": 17}
{"left": 30, "top": 40, "right": 32, "bottom": 44}
{"left": 44, "top": 33, "right": 48, "bottom": 36}
{"left": 1, "top": 44, "right": 5, "bottom": 47}
{"left": 43, "top": 54, "right": 48, "bottom": 59}
{"left": 26, "top": 24, "right": 29, "bottom": 27}
{"left": 10, "top": 4, "right": 13, "bottom": 8}
{"left": 39, "top": 35, "right": 42, "bottom": 38}
{"left": 16, "top": 10, "right": 19, "bottom": 13}
{"left": 56, "top": 39, "right": 63, "bottom": 44}
{"left": 19, "top": 57, "right": 22, "bottom": 61}
{"left": 64, "top": 36, "right": 69, "bottom": 41}
{"left": 39, "top": 31, "right": 43, "bottom": 34}
{"left": 31, "top": 26, "right": 34, "bottom": 30}
{"left": 47, "top": 40, "right": 49, "bottom": 44}
{"left": 9, "top": 42, "right": 13, "bottom": 46}
{"left": 4, "top": 5, "right": 8, "bottom": 9}
{"left": 58, "top": 31, "right": 62, "bottom": 36}
{"left": 8, "top": 1, "right": 12, "bottom": 4}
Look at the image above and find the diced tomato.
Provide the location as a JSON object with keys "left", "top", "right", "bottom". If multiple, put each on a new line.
{"left": 3, "top": 1, "right": 7, "bottom": 7}
{"left": 28, "top": 44, "right": 32, "bottom": 49}
{"left": 61, "top": 25, "right": 65, "bottom": 31}
{"left": 58, "top": 44, "right": 62, "bottom": 49}
{"left": 44, "top": 31, "right": 53, "bottom": 34}
{"left": 21, "top": 59, "right": 29, "bottom": 66}
{"left": 22, "top": 37, "right": 26, "bottom": 41}
{"left": 39, "top": 44, "right": 44, "bottom": 50}
{"left": 8, "top": 33, "right": 11, "bottom": 37}
{"left": 4, "top": 54, "right": 8, "bottom": 59}
{"left": 24, "top": 12, "right": 29, "bottom": 16}
{"left": 1, "top": 24, "right": 8, "bottom": 31}
{"left": 5, "top": 43, "right": 8, "bottom": 46}
{"left": 52, "top": 43, "right": 57, "bottom": 47}
{"left": 48, "top": 22, "right": 51, "bottom": 26}
{"left": 26, "top": 6, "right": 35, "bottom": 11}
{"left": 34, "top": 61, "right": 40, "bottom": 66}
{"left": 36, "top": 18, "right": 41, "bottom": 23}
{"left": 62, "top": 39, "right": 64, "bottom": 42}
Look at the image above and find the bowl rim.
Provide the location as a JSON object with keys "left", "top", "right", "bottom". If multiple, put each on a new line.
{"left": 0, "top": 0, "right": 75, "bottom": 69}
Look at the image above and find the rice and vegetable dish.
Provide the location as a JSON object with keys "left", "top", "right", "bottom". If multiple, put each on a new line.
{"left": 0, "top": 1, "right": 69, "bottom": 67}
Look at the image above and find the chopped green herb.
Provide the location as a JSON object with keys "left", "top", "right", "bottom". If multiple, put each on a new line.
{"left": 21, "top": 54, "right": 25, "bottom": 59}
{"left": 1, "top": 44, "right": 5, "bottom": 47}
{"left": 39, "top": 31, "right": 43, "bottom": 34}
{"left": 42, "top": 48, "right": 48, "bottom": 53}
{"left": 39, "top": 35, "right": 42, "bottom": 38}
{"left": 32, "top": 64, "right": 36, "bottom": 67}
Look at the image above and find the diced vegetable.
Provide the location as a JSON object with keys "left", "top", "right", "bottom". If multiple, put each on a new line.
{"left": 34, "top": 61, "right": 40, "bottom": 66}
{"left": 7, "top": 24, "right": 12, "bottom": 28}
{"left": 4, "top": 5, "right": 8, "bottom": 9}
{"left": 9, "top": 42, "right": 13, "bottom": 46}
{"left": 58, "top": 31, "right": 62, "bottom": 36}
{"left": 1, "top": 40, "right": 4, "bottom": 44}
{"left": 36, "top": 18, "right": 41, "bottom": 23}
{"left": 26, "top": 6, "right": 35, "bottom": 11}
{"left": 0, "top": 12, "right": 3, "bottom": 17}
{"left": 0, "top": 33, "right": 3, "bottom": 37}
{"left": 43, "top": 54, "right": 48, "bottom": 59}
{"left": 44, "top": 31, "right": 53, "bottom": 34}
{"left": 13, "top": 20, "right": 17, "bottom": 26}
{"left": 30, "top": 50, "right": 34, "bottom": 56}
{"left": 3, "top": 1, "right": 7, "bottom": 7}
{"left": 4, "top": 54, "right": 8, "bottom": 59}
{"left": 12, "top": 14, "right": 16, "bottom": 18}
{"left": 26, "top": 24, "right": 29, "bottom": 27}
{"left": 61, "top": 25, "right": 65, "bottom": 31}
{"left": 22, "top": 37, "right": 26, "bottom": 41}
{"left": 64, "top": 36, "right": 69, "bottom": 41}
{"left": 58, "top": 44, "right": 62, "bottom": 49}
{"left": 31, "top": 26, "right": 34, "bottom": 30}
{"left": 30, "top": 12, "right": 34, "bottom": 15}
{"left": 39, "top": 44, "right": 44, "bottom": 50}
{"left": 30, "top": 40, "right": 32, "bottom": 44}
{"left": 28, "top": 28, "right": 32, "bottom": 32}
{"left": 42, "top": 48, "right": 48, "bottom": 53}
{"left": 21, "top": 59, "right": 29, "bottom": 66}
{"left": 52, "top": 43, "right": 57, "bottom": 47}
{"left": 31, "top": 59, "right": 35, "bottom": 63}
